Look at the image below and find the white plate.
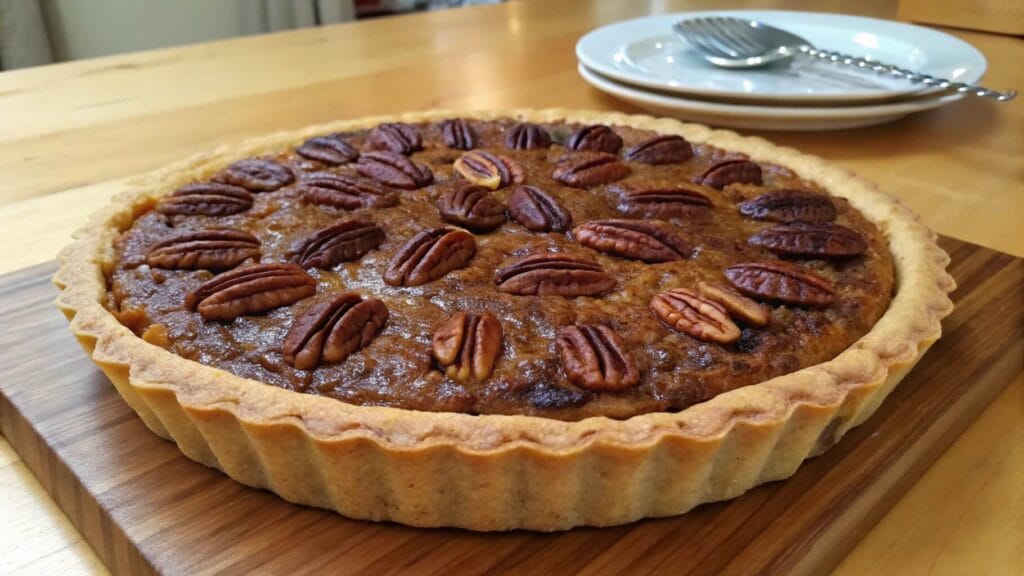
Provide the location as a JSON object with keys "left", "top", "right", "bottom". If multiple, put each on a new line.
{"left": 578, "top": 63, "right": 964, "bottom": 131}
{"left": 576, "top": 10, "right": 986, "bottom": 103}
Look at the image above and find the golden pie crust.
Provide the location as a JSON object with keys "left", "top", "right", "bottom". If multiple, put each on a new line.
{"left": 54, "top": 109, "right": 955, "bottom": 531}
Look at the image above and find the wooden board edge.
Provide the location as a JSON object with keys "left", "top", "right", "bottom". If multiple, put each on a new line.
{"left": 0, "top": 359, "right": 155, "bottom": 576}
{"left": 791, "top": 342, "right": 1024, "bottom": 575}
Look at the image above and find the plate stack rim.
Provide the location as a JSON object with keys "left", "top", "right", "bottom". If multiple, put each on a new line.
{"left": 575, "top": 10, "right": 987, "bottom": 130}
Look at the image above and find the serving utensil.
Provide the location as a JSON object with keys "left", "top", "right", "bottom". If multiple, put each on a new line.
{"left": 673, "top": 17, "right": 1017, "bottom": 101}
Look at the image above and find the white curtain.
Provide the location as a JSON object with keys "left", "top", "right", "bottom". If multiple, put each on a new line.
{"left": 0, "top": 0, "right": 356, "bottom": 69}
{"left": 258, "top": 0, "right": 355, "bottom": 31}
{"left": 0, "top": 0, "right": 54, "bottom": 69}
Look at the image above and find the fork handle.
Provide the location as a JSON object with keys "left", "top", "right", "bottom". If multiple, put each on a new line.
{"left": 797, "top": 46, "right": 1017, "bottom": 101}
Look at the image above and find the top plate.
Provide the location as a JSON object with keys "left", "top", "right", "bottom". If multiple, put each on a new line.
{"left": 576, "top": 10, "right": 987, "bottom": 103}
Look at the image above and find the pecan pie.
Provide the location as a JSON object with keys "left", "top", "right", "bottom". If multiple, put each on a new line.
{"left": 55, "top": 109, "right": 954, "bottom": 531}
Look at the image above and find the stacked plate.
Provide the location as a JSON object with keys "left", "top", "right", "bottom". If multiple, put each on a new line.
{"left": 577, "top": 11, "right": 988, "bottom": 130}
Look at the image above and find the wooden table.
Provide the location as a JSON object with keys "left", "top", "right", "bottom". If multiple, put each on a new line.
{"left": 0, "top": 0, "right": 1020, "bottom": 573}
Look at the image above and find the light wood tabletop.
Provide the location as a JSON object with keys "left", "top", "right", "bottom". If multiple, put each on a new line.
{"left": 0, "top": 0, "right": 1021, "bottom": 574}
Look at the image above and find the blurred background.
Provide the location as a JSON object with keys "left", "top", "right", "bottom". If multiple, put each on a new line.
{"left": 0, "top": 0, "right": 503, "bottom": 70}
{"left": 2, "top": 0, "right": 1018, "bottom": 70}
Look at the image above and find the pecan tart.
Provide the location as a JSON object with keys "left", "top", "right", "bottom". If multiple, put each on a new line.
{"left": 55, "top": 109, "right": 954, "bottom": 530}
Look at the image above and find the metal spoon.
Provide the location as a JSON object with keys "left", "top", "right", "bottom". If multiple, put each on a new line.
{"left": 672, "top": 17, "right": 1017, "bottom": 101}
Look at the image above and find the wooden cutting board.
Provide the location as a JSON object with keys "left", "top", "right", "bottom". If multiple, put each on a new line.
{"left": 1, "top": 236, "right": 1021, "bottom": 576}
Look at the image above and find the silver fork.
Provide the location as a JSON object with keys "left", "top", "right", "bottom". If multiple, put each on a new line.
{"left": 672, "top": 16, "right": 1017, "bottom": 101}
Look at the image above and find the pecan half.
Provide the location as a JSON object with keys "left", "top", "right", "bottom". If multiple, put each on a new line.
{"left": 295, "top": 134, "right": 359, "bottom": 165}
{"left": 698, "top": 160, "right": 763, "bottom": 189}
{"left": 565, "top": 124, "right": 623, "bottom": 154}
{"left": 725, "top": 262, "right": 836, "bottom": 307}
{"left": 384, "top": 228, "right": 476, "bottom": 286}
{"left": 441, "top": 118, "right": 477, "bottom": 150}
{"left": 283, "top": 293, "right": 388, "bottom": 370}
{"left": 432, "top": 311, "right": 503, "bottom": 382}
{"left": 147, "top": 229, "right": 260, "bottom": 270}
{"left": 507, "top": 185, "right": 572, "bottom": 232}
{"left": 556, "top": 325, "right": 639, "bottom": 391}
{"left": 156, "top": 183, "right": 254, "bottom": 216}
{"left": 366, "top": 122, "right": 423, "bottom": 155}
{"left": 738, "top": 189, "right": 837, "bottom": 223}
{"left": 623, "top": 135, "right": 693, "bottom": 165}
{"left": 614, "top": 183, "right": 712, "bottom": 218}
{"left": 186, "top": 263, "right": 316, "bottom": 321}
{"left": 288, "top": 219, "right": 385, "bottom": 268}
{"left": 437, "top": 185, "right": 507, "bottom": 232}
{"left": 572, "top": 219, "right": 691, "bottom": 262}
{"left": 216, "top": 159, "right": 294, "bottom": 192}
{"left": 749, "top": 223, "right": 867, "bottom": 257}
{"left": 552, "top": 152, "right": 630, "bottom": 188}
{"left": 300, "top": 172, "right": 399, "bottom": 210}
{"left": 650, "top": 289, "right": 741, "bottom": 345}
{"left": 504, "top": 122, "right": 551, "bottom": 150}
{"left": 697, "top": 281, "right": 770, "bottom": 327}
{"left": 356, "top": 151, "right": 433, "bottom": 190}
{"left": 452, "top": 150, "right": 524, "bottom": 190}
{"left": 495, "top": 253, "right": 615, "bottom": 297}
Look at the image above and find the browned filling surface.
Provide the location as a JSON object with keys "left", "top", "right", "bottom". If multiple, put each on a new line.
{"left": 107, "top": 118, "right": 894, "bottom": 420}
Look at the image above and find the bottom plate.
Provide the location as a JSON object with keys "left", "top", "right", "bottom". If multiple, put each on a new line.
{"left": 578, "top": 63, "right": 963, "bottom": 131}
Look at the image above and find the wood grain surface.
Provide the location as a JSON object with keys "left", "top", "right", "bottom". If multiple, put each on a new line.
{"left": 898, "top": 0, "right": 1024, "bottom": 35}
{"left": 0, "top": 236, "right": 1019, "bottom": 576}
